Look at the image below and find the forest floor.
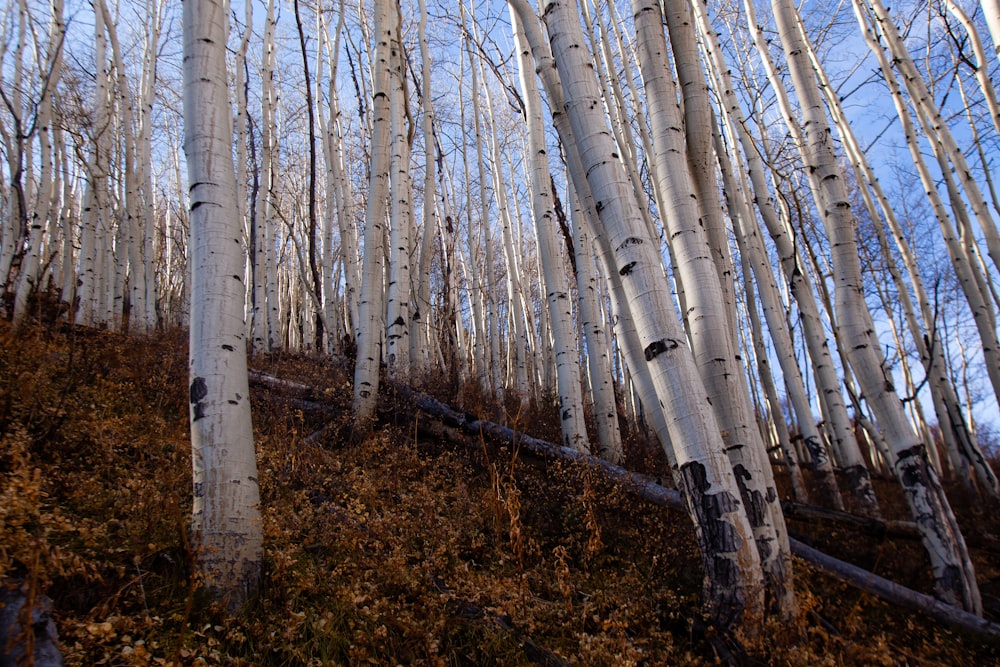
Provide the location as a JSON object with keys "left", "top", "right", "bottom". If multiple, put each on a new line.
{"left": 1, "top": 320, "right": 1000, "bottom": 665}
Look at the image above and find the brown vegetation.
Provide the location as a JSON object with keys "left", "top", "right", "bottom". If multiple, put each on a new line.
{"left": 1, "top": 321, "right": 998, "bottom": 665}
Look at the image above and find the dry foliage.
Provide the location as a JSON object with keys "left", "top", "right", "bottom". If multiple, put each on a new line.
{"left": 0, "top": 321, "right": 998, "bottom": 665}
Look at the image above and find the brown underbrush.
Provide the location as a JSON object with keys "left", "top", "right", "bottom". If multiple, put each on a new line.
{"left": 0, "top": 321, "right": 998, "bottom": 665}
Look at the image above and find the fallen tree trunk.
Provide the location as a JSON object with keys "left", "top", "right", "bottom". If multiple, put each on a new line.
{"left": 781, "top": 501, "right": 921, "bottom": 540}
{"left": 247, "top": 370, "right": 1000, "bottom": 637}
{"left": 394, "top": 384, "right": 1000, "bottom": 638}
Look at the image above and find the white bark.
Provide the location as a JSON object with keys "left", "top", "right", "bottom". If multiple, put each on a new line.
{"left": 980, "top": 0, "right": 1000, "bottom": 63}
{"left": 385, "top": 8, "right": 412, "bottom": 380}
{"left": 182, "top": 0, "right": 262, "bottom": 608}
{"left": 569, "top": 183, "right": 624, "bottom": 463}
{"left": 736, "top": 0, "right": 880, "bottom": 514}
{"left": 635, "top": 0, "right": 794, "bottom": 614}
{"left": 76, "top": 0, "right": 112, "bottom": 327}
{"left": 771, "top": 0, "right": 981, "bottom": 614}
{"left": 512, "top": 9, "right": 591, "bottom": 453}
{"left": 514, "top": 0, "right": 764, "bottom": 625}
{"left": 353, "top": 0, "right": 393, "bottom": 423}
{"left": 694, "top": 0, "right": 845, "bottom": 510}
{"left": 410, "top": 0, "right": 437, "bottom": 377}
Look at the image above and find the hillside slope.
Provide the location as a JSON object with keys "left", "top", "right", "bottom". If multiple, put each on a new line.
{"left": 1, "top": 322, "right": 998, "bottom": 665}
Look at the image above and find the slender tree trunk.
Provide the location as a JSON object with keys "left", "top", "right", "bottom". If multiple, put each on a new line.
{"left": 410, "top": 0, "right": 437, "bottom": 378}
{"left": 512, "top": 9, "right": 590, "bottom": 453}
{"left": 384, "top": 6, "right": 413, "bottom": 380}
{"left": 731, "top": 0, "right": 881, "bottom": 515}
{"left": 353, "top": 0, "right": 393, "bottom": 423}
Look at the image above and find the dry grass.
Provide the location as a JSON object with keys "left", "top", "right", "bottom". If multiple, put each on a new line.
{"left": 0, "top": 321, "right": 998, "bottom": 665}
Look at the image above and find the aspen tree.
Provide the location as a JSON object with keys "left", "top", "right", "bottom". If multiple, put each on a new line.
{"left": 715, "top": 128, "right": 813, "bottom": 504}
{"left": 851, "top": 0, "right": 1000, "bottom": 411}
{"left": 567, "top": 181, "right": 624, "bottom": 462}
{"left": 410, "top": 0, "right": 438, "bottom": 377}
{"left": 12, "top": 0, "right": 64, "bottom": 326}
{"left": 182, "top": 0, "right": 262, "bottom": 608}
{"left": 137, "top": 0, "right": 164, "bottom": 332}
{"left": 353, "top": 0, "right": 394, "bottom": 423}
{"left": 511, "top": 0, "right": 765, "bottom": 626}
{"left": 478, "top": 75, "right": 532, "bottom": 406}
{"left": 0, "top": 0, "right": 27, "bottom": 312}
{"left": 464, "top": 15, "right": 504, "bottom": 404}
{"left": 770, "top": 0, "right": 982, "bottom": 613}
{"left": 733, "top": 0, "right": 880, "bottom": 514}
{"left": 320, "top": 2, "right": 362, "bottom": 344}
{"left": 58, "top": 128, "right": 75, "bottom": 307}
{"left": 694, "top": 0, "right": 845, "bottom": 509}
{"left": 512, "top": 8, "right": 591, "bottom": 453}
{"left": 234, "top": 0, "right": 254, "bottom": 343}
{"left": 94, "top": 0, "right": 149, "bottom": 332}
{"left": 633, "top": 0, "right": 793, "bottom": 613}
{"left": 293, "top": 0, "right": 324, "bottom": 351}
{"left": 384, "top": 4, "right": 413, "bottom": 380}
{"left": 313, "top": 9, "right": 337, "bottom": 354}
{"left": 456, "top": 52, "right": 491, "bottom": 397}
{"left": 253, "top": 0, "right": 280, "bottom": 352}
{"left": 941, "top": 0, "right": 1000, "bottom": 137}
{"left": 861, "top": 0, "right": 1000, "bottom": 281}
{"left": 76, "top": 0, "right": 111, "bottom": 327}
{"left": 800, "top": 24, "right": 1000, "bottom": 498}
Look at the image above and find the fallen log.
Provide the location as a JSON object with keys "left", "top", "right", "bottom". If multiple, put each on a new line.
{"left": 780, "top": 501, "right": 921, "bottom": 540}
{"left": 248, "top": 370, "right": 316, "bottom": 395}
{"left": 393, "top": 383, "right": 1000, "bottom": 638}
{"left": 245, "top": 372, "right": 1000, "bottom": 637}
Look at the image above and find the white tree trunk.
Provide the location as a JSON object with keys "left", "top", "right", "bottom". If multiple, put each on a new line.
{"left": 634, "top": 0, "right": 794, "bottom": 614}
{"left": 410, "top": 0, "right": 438, "bottom": 378}
{"left": 514, "top": 0, "right": 765, "bottom": 626}
{"left": 735, "top": 0, "right": 881, "bottom": 515}
{"left": 567, "top": 183, "right": 624, "bottom": 462}
{"left": 182, "top": 0, "right": 262, "bottom": 608}
{"left": 771, "top": 0, "right": 981, "bottom": 614}
{"left": 512, "top": 9, "right": 591, "bottom": 453}
{"left": 353, "top": 0, "right": 393, "bottom": 423}
{"left": 385, "top": 8, "right": 412, "bottom": 380}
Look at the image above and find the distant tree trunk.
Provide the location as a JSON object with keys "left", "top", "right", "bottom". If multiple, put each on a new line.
{"left": 182, "top": 0, "right": 262, "bottom": 609}
{"left": 845, "top": 0, "right": 1000, "bottom": 498}
{"left": 861, "top": 0, "right": 1000, "bottom": 283}
{"left": 802, "top": 26, "right": 999, "bottom": 498}
{"left": 410, "top": 0, "right": 437, "bottom": 378}
{"left": 76, "top": 0, "right": 112, "bottom": 328}
{"left": 257, "top": 0, "right": 280, "bottom": 352}
{"left": 478, "top": 64, "right": 532, "bottom": 409}
{"left": 12, "top": 0, "right": 64, "bottom": 327}
{"left": 694, "top": 0, "right": 842, "bottom": 510}
{"left": 715, "top": 133, "right": 812, "bottom": 505}
{"left": 293, "top": 0, "right": 324, "bottom": 351}
{"left": 320, "top": 2, "right": 361, "bottom": 344}
{"left": 735, "top": 0, "right": 881, "bottom": 516}
{"left": 566, "top": 182, "right": 624, "bottom": 463}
